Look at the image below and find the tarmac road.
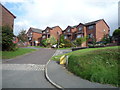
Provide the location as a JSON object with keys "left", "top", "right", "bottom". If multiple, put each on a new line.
{"left": 2, "top": 48, "right": 56, "bottom": 88}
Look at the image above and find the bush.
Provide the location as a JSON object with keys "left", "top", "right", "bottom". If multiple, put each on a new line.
{"left": 46, "top": 36, "right": 57, "bottom": 47}
{"left": 74, "top": 37, "right": 87, "bottom": 47}
{"left": 112, "top": 29, "right": 120, "bottom": 44}
{"left": 64, "top": 39, "right": 73, "bottom": 47}
{"left": 41, "top": 39, "right": 47, "bottom": 47}
{"left": 2, "top": 26, "right": 18, "bottom": 51}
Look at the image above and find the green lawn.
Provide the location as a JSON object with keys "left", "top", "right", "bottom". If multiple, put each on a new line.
{"left": 51, "top": 46, "right": 120, "bottom": 87}
{"left": 2, "top": 48, "right": 36, "bottom": 59}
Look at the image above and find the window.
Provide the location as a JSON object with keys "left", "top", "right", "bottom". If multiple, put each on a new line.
{"left": 67, "top": 29, "right": 70, "bottom": 32}
{"left": 46, "top": 29, "right": 49, "bottom": 33}
{"left": 77, "top": 34, "right": 83, "bottom": 38}
{"left": 43, "top": 31, "right": 46, "bottom": 34}
{"left": 64, "top": 36, "right": 67, "bottom": 39}
{"left": 88, "top": 34, "right": 93, "bottom": 38}
{"left": 88, "top": 25, "right": 94, "bottom": 30}
{"left": 78, "top": 27, "right": 82, "bottom": 31}
{"left": 42, "top": 36, "right": 46, "bottom": 38}
{"left": 48, "top": 35, "right": 50, "bottom": 38}
{"left": 29, "top": 37, "right": 32, "bottom": 40}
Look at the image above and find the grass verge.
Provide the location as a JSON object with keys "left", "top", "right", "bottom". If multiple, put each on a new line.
{"left": 51, "top": 46, "right": 120, "bottom": 87}
{"left": 2, "top": 48, "right": 36, "bottom": 59}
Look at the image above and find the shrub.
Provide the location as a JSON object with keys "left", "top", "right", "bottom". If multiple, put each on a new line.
{"left": 74, "top": 37, "right": 87, "bottom": 47}
{"left": 112, "top": 29, "right": 120, "bottom": 44}
{"left": 41, "top": 39, "right": 47, "bottom": 47}
{"left": 46, "top": 36, "right": 57, "bottom": 47}
{"left": 64, "top": 39, "right": 73, "bottom": 47}
{"left": 2, "top": 26, "right": 18, "bottom": 51}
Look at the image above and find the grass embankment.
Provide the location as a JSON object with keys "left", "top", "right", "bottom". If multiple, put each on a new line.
{"left": 51, "top": 46, "right": 120, "bottom": 87}
{"left": 2, "top": 48, "right": 36, "bottom": 59}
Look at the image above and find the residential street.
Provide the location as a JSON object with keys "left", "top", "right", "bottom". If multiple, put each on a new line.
{"left": 2, "top": 48, "right": 56, "bottom": 88}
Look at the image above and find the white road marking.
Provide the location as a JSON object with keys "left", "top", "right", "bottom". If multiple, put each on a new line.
{"left": 2, "top": 64, "right": 45, "bottom": 71}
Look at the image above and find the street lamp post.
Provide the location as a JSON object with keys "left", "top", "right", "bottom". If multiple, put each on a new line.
{"left": 57, "top": 31, "right": 60, "bottom": 48}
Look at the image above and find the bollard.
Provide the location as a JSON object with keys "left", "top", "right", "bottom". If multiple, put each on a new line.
{"left": 66, "top": 56, "right": 68, "bottom": 68}
{"left": 60, "top": 55, "right": 66, "bottom": 65}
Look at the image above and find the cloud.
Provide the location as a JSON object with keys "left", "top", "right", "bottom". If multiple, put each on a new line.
{"left": 2, "top": 0, "right": 119, "bottom": 35}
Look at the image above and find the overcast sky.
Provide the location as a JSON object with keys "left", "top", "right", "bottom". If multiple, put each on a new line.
{"left": 1, "top": 0, "right": 119, "bottom": 35}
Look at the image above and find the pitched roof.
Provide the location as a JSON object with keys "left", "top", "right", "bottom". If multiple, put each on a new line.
{"left": 85, "top": 19, "right": 103, "bottom": 26}
{"left": 47, "top": 26, "right": 61, "bottom": 29}
{"left": 0, "top": 3, "right": 16, "bottom": 18}
{"left": 30, "top": 27, "right": 43, "bottom": 33}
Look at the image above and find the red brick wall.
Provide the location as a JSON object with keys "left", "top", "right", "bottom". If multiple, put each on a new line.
{"left": 86, "top": 24, "right": 96, "bottom": 42}
{"left": 1, "top": 5, "right": 15, "bottom": 30}
{"left": 0, "top": 5, "right": 2, "bottom": 26}
{"left": 81, "top": 26, "right": 87, "bottom": 47}
{"left": 32, "top": 32, "right": 42, "bottom": 41}
{"left": 50, "top": 26, "right": 62, "bottom": 40}
{"left": 96, "top": 20, "right": 109, "bottom": 42}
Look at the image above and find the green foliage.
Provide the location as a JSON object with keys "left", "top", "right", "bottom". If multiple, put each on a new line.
{"left": 17, "top": 30, "right": 28, "bottom": 42}
{"left": 113, "top": 29, "right": 120, "bottom": 38}
{"left": 68, "top": 48, "right": 119, "bottom": 87}
{"left": 101, "top": 35, "right": 110, "bottom": 45}
{"left": 51, "top": 46, "right": 119, "bottom": 87}
{"left": 74, "top": 37, "right": 87, "bottom": 47}
{"left": 2, "top": 26, "right": 17, "bottom": 51}
{"left": 59, "top": 35, "right": 74, "bottom": 48}
{"left": 41, "top": 39, "right": 47, "bottom": 47}
{"left": 2, "top": 48, "right": 36, "bottom": 59}
{"left": 60, "top": 35, "right": 65, "bottom": 43}
{"left": 112, "top": 29, "right": 120, "bottom": 44}
{"left": 46, "top": 36, "right": 57, "bottom": 46}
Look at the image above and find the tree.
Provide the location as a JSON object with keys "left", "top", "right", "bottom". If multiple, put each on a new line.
{"left": 2, "top": 26, "right": 17, "bottom": 51}
{"left": 101, "top": 34, "right": 110, "bottom": 45}
{"left": 112, "top": 29, "right": 120, "bottom": 44}
{"left": 17, "top": 30, "right": 28, "bottom": 42}
{"left": 41, "top": 39, "right": 47, "bottom": 47}
{"left": 46, "top": 36, "right": 57, "bottom": 47}
{"left": 74, "top": 37, "right": 87, "bottom": 47}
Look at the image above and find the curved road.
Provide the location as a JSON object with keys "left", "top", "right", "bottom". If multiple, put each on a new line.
{"left": 2, "top": 48, "right": 56, "bottom": 88}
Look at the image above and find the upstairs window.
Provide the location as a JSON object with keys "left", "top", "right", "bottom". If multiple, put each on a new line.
{"left": 46, "top": 29, "right": 49, "bottom": 33}
{"left": 67, "top": 29, "right": 70, "bottom": 32}
{"left": 78, "top": 27, "right": 82, "bottom": 31}
{"left": 88, "top": 25, "right": 94, "bottom": 30}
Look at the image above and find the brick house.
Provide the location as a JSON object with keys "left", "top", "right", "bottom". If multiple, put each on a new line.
{"left": 63, "top": 26, "right": 77, "bottom": 40}
{"left": 27, "top": 27, "right": 43, "bottom": 46}
{"left": 0, "top": 4, "right": 16, "bottom": 30}
{"left": 63, "top": 19, "right": 110, "bottom": 47}
{"left": 85, "top": 19, "right": 110, "bottom": 43}
{"left": 75, "top": 23, "right": 87, "bottom": 47}
{"left": 42, "top": 26, "right": 62, "bottom": 40}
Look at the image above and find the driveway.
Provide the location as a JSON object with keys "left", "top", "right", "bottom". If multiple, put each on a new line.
{"left": 2, "top": 48, "right": 56, "bottom": 88}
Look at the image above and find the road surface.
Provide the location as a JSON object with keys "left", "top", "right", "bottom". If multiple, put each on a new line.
{"left": 2, "top": 48, "right": 56, "bottom": 88}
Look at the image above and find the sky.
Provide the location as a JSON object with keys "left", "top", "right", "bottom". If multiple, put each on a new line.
{"left": 1, "top": 0, "right": 119, "bottom": 36}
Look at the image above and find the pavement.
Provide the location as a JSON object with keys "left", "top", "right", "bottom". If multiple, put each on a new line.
{"left": 45, "top": 49, "right": 117, "bottom": 89}
{"left": 2, "top": 48, "right": 56, "bottom": 88}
